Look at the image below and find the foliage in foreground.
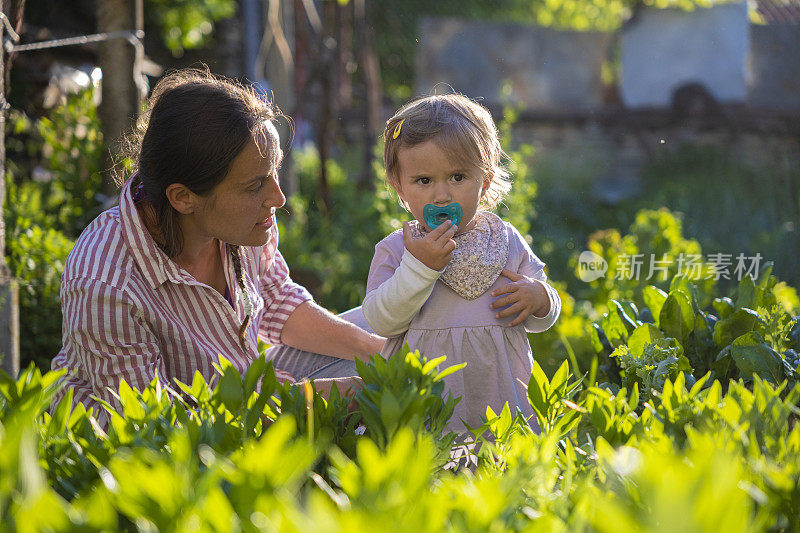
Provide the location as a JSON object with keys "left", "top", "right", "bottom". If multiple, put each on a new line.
{"left": 2, "top": 318, "right": 800, "bottom": 531}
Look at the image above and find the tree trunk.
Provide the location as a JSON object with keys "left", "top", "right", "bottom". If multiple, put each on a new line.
{"left": 97, "top": 0, "right": 138, "bottom": 197}
{"left": 355, "top": 0, "right": 382, "bottom": 187}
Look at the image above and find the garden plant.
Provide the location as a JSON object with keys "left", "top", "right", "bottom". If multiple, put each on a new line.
{"left": 2, "top": 262, "right": 800, "bottom": 530}
{"left": 3, "top": 74, "right": 800, "bottom": 531}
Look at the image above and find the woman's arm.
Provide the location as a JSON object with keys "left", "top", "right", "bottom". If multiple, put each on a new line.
{"left": 257, "top": 238, "right": 383, "bottom": 361}
{"left": 280, "top": 300, "right": 385, "bottom": 361}
{"left": 52, "top": 276, "right": 168, "bottom": 426}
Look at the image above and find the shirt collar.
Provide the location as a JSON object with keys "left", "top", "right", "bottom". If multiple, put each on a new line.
{"left": 119, "top": 175, "right": 187, "bottom": 289}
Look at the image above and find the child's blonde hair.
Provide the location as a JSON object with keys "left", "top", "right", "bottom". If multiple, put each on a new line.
{"left": 383, "top": 93, "right": 512, "bottom": 209}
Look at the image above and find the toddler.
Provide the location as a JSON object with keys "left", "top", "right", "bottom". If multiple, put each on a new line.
{"left": 362, "top": 94, "right": 562, "bottom": 434}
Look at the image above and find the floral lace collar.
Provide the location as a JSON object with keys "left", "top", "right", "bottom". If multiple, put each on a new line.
{"left": 411, "top": 211, "right": 509, "bottom": 300}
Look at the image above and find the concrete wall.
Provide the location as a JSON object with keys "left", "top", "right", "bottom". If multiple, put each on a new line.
{"left": 748, "top": 25, "right": 800, "bottom": 111}
{"left": 619, "top": 2, "right": 750, "bottom": 108}
{"left": 416, "top": 7, "right": 800, "bottom": 112}
{"left": 416, "top": 17, "right": 609, "bottom": 110}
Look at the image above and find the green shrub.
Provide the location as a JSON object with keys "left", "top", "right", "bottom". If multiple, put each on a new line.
{"left": 4, "top": 88, "right": 102, "bottom": 370}
{"left": 4, "top": 224, "right": 74, "bottom": 369}
{"left": 4, "top": 298, "right": 800, "bottom": 531}
{"left": 588, "top": 263, "right": 799, "bottom": 389}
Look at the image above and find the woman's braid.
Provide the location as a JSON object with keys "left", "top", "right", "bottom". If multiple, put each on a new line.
{"left": 228, "top": 244, "right": 252, "bottom": 350}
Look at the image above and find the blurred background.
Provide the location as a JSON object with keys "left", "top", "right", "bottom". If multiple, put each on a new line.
{"left": 0, "top": 0, "right": 798, "bottom": 375}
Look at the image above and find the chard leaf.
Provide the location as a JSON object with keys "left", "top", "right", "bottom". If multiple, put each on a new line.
{"left": 643, "top": 286, "right": 668, "bottom": 327}
{"left": 628, "top": 324, "right": 665, "bottom": 357}
{"left": 730, "top": 332, "right": 784, "bottom": 384}
{"left": 713, "top": 308, "right": 759, "bottom": 348}
{"left": 659, "top": 290, "right": 695, "bottom": 343}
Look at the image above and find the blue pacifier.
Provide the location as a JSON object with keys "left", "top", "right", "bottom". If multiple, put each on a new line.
{"left": 422, "top": 203, "right": 463, "bottom": 229}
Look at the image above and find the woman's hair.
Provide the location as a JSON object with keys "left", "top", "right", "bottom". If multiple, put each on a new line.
{"left": 120, "top": 68, "right": 280, "bottom": 258}
{"left": 383, "top": 93, "right": 512, "bottom": 209}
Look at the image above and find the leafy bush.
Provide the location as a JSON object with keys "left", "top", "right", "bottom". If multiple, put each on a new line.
{"left": 4, "top": 294, "right": 800, "bottom": 530}
{"left": 589, "top": 263, "right": 799, "bottom": 390}
{"left": 355, "top": 344, "right": 462, "bottom": 458}
{"left": 10, "top": 88, "right": 104, "bottom": 236}
{"left": 147, "top": 0, "right": 237, "bottom": 56}
{"left": 3, "top": 88, "right": 103, "bottom": 369}
{"left": 4, "top": 224, "right": 74, "bottom": 369}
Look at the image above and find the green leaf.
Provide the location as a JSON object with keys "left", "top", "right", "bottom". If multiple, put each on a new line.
{"left": 422, "top": 356, "right": 447, "bottom": 375}
{"left": 713, "top": 308, "right": 759, "bottom": 348}
{"left": 627, "top": 324, "right": 665, "bottom": 357}
{"left": 433, "top": 362, "right": 466, "bottom": 382}
{"left": 118, "top": 379, "right": 144, "bottom": 420}
{"left": 756, "top": 261, "right": 774, "bottom": 288}
{"left": 602, "top": 303, "right": 631, "bottom": 348}
{"left": 614, "top": 300, "right": 640, "bottom": 329}
{"left": 659, "top": 290, "right": 695, "bottom": 342}
{"left": 0, "top": 368, "right": 19, "bottom": 403}
{"left": 643, "top": 286, "right": 668, "bottom": 327}
{"left": 493, "top": 402, "right": 513, "bottom": 436}
{"left": 588, "top": 324, "right": 605, "bottom": 354}
{"left": 379, "top": 391, "right": 402, "bottom": 434}
{"left": 245, "top": 390, "right": 271, "bottom": 435}
{"left": 713, "top": 297, "right": 736, "bottom": 320}
{"left": 244, "top": 355, "right": 266, "bottom": 396}
{"left": 669, "top": 273, "right": 694, "bottom": 295}
{"left": 218, "top": 368, "right": 243, "bottom": 413}
{"left": 48, "top": 387, "right": 73, "bottom": 435}
{"left": 730, "top": 332, "right": 784, "bottom": 383}
{"left": 628, "top": 382, "right": 640, "bottom": 410}
{"left": 735, "top": 275, "right": 758, "bottom": 310}
{"left": 549, "top": 360, "right": 570, "bottom": 396}
{"left": 689, "top": 372, "right": 710, "bottom": 396}
{"left": 527, "top": 361, "right": 549, "bottom": 421}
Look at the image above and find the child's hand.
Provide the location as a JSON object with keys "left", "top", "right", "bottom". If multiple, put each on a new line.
{"left": 402, "top": 220, "right": 457, "bottom": 271}
{"left": 490, "top": 269, "right": 551, "bottom": 326}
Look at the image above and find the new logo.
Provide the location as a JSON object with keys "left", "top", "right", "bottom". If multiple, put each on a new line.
{"left": 578, "top": 251, "right": 608, "bottom": 282}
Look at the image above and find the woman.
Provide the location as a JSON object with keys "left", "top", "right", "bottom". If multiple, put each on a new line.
{"left": 51, "top": 69, "right": 383, "bottom": 423}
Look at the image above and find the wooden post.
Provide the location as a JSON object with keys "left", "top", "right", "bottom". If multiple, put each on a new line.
{"left": 98, "top": 0, "right": 139, "bottom": 197}
{"left": 0, "top": 3, "right": 20, "bottom": 377}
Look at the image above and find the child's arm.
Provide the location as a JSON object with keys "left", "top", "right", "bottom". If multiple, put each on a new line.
{"left": 362, "top": 249, "right": 441, "bottom": 337}
{"left": 519, "top": 270, "right": 561, "bottom": 333}
{"left": 490, "top": 226, "right": 561, "bottom": 333}
{"left": 491, "top": 269, "right": 561, "bottom": 332}
{"left": 363, "top": 222, "right": 456, "bottom": 337}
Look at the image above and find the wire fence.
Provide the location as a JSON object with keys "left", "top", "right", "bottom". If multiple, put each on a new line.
{"left": 0, "top": 9, "right": 148, "bottom": 119}
{"left": 6, "top": 29, "right": 143, "bottom": 53}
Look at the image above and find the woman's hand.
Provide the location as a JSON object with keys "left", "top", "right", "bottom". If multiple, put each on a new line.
{"left": 489, "top": 269, "right": 551, "bottom": 326}
{"left": 402, "top": 220, "right": 457, "bottom": 271}
{"left": 311, "top": 376, "right": 363, "bottom": 411}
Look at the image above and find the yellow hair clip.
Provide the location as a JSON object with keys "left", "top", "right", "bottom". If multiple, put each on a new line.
{"left": 392, "top": 118, "right": 405, "bottom": 139}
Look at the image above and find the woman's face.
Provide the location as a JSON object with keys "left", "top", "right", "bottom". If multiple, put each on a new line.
{"left": 194, "top": 123, "right": 286, "bottom": 247}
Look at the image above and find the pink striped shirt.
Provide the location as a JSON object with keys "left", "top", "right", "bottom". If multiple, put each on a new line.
{"left": 51, "top": 179, "right": 311, "bottom": 421}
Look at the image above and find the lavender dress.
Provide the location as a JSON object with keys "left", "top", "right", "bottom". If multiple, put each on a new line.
{"left": 366, "top": 216, "right": 559, "bottom": 434}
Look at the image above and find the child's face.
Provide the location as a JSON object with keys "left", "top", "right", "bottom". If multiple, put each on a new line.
{"left": 393, "top": 140, "right": 488, "bottom": 234}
